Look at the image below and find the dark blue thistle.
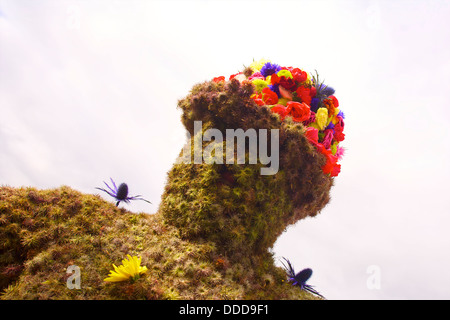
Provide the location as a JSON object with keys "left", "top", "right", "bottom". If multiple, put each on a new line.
{"left": 321, "top": 85, "right": 335, "bottom": 97}
{"left": 311, "top": 70, "right": 336, "bottom": 104}
{"left": 96, "top": 178, "right": 152, "bottom": 207}
{"left": 260, "top": 62, "right": 281, "bottom": 77}
{"left": 315, "top": 82, "right": 335, "bottom": 99}
{"left": 281, "top": 257, "right": 325, "bottom": 299}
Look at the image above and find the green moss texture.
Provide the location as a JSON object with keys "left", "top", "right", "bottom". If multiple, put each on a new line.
{"left": 0, "top": 186, "right": 317, "bottom": 300}
{"left": 161, "top": 79, "right": 333, "bottom": 259}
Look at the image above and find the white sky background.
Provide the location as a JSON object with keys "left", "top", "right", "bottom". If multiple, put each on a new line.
{"left": 1, "top": 0, "right": 450, "bottom": 300}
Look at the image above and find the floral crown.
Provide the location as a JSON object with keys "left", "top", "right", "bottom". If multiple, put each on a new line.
{"left": 212, "top": 59, "right": 345, "bottom": 177}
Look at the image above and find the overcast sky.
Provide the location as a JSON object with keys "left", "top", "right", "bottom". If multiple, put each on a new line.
{"left": 1, "top": 0, "right": 450, "bottom": 300}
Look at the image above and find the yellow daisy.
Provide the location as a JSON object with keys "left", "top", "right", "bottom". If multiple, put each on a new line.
{"left": 104, "top": 255, "right": 148, "bottom": 282}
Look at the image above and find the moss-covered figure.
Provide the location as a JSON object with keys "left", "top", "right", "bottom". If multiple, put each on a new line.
{"left": 0, "top": 62, "right": 342, "bottom": 300}
{"left": 160, "top": 78, "right": 333, "bottom": 261}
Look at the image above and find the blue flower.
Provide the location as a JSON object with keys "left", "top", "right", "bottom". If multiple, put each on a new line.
{"left": 310, "top": 97, "right": 320, "bottom": 112}
{"left": 260, "top": 62, "right": 281, "bottom": 77}
{"left": 337, "top": 110, "right": 345, "bottom": 119}
{"left": 325, "top": 122, "right": 335, "bottom": 131}
{"left": 268, "top": 84, "right": 281, "bottom": 98}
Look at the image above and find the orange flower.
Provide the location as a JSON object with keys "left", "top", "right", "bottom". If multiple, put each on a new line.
{"left": 323, "top": 98, "right": 336, "bottom": 116}
{"left": 286, "top": 101, "right": 311, "bottom": 123}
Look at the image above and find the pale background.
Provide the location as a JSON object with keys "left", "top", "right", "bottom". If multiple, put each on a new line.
{"left": 1, "top": 0, "right": 449, "bottom": 299}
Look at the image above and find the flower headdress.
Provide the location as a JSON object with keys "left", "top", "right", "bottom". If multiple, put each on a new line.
{"left": 213, "top": 59, "right": 345, "bottom": 177}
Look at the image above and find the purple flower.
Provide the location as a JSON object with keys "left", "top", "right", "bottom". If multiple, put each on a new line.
{"left": 325, "top": 122, "right": 335, "bottom": 131}
{"left": 268, "top": 84, "right": 281, "bottom": 97}
{"left": 260, "top": 62, "right": 281, "bottom": 77}
{"left": 310, "top": 98, "right": 320, "bottom": 112}
{"left": 337, "top": 110, "right": 345, "bottom": 119}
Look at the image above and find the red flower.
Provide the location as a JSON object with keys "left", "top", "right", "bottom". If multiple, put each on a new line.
{"left": 291, "top": 68, "right": 308, "bottom": 83}
{"left": 320, "top": 146, "right": 341, "bottom": 177}
{"left": 270, "top": 73, "right": 281, "bottom": 85}
{"left": 330, "top": 95, "right": 339, "bottom": 108}
{"left": 296, "top": 86, "right": 313, "bottom": 106}
{"left": 303, "top": 111, "right": 316, "bottom": 126}
{"left": 313, "top": 143, "right": 341, "bottom": 177}
{"left": 213, "top": 76, "right": 225, "bottom": 83}
{"left": 251, "top": 93, "right": 265, "bottom": 106}
{"left": 305, "top": 127, "right": 319, "bottom": 144}
{"left": 271, "top": 104, "right": 288, "bottom": 120}
{"left": 286, "top": 101, "right": 311, "bottom": 123}
{"left": 262, "top": 87, "right": 278, "bottom": 105}
{"left": 331, "top": 163, "right": 341, "bottom": 177}
{"left": 279, "top": 77, "right": 297, "bottom": 91}
{"left": 337, "top": 115, "right": 345, "bottom": 129}
{"left": 271, "top": 73, "right": 297, "bottom": 91}
{"left": 334, "top": 122, "right": 345, "bottom": 142}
